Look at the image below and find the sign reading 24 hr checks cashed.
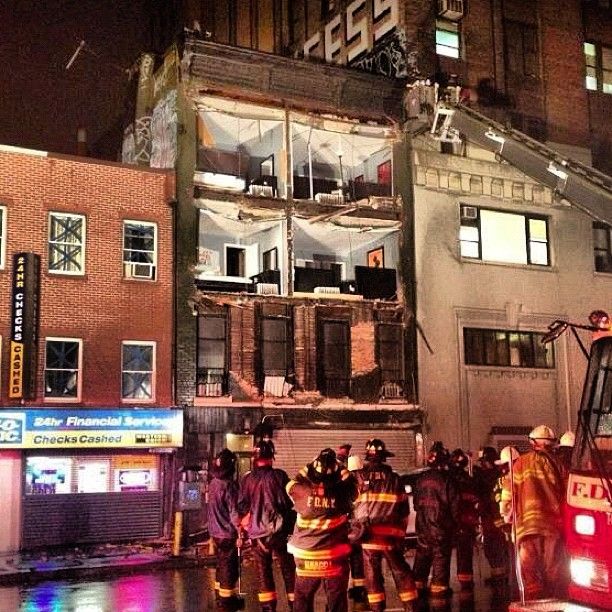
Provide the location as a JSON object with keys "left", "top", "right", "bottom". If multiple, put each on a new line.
{"left": 0, "top": 409, "right": 183, "bottom": 449}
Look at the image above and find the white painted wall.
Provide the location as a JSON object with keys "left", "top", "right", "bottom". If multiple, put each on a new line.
{"left": 0, "top": 452, "right": 22, "bottom": 552}
{"left": 412, "top": 138, "right": 612, "bottom": 453}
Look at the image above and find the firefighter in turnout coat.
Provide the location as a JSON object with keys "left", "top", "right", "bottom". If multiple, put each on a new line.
{"left": 472, "top": 447, "right": 510, "bottom": 586}
{"left": 501, "top": 425, "right": 568, "bottom": 600}
{"left": 448, "top": 449, "right": 480, "bottom": 591}
{"left": 286, "top": 448, "right": 358, "bottom": 612}
{"left": 208, "top": 449, "right": 244, "bottom": 612}
{"left": 353, "top": 439, "right": 418, "bottom": 612}
{"left": 413, "top": 443, "right": 460, "bottom": 600}
{"left": 238, "top": 440, "right": 296, "bottom": 612}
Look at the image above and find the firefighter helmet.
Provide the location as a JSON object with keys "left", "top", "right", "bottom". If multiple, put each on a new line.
{"left": 312, "top": 448, "right": 338, "bottom": 474}
{"left": 559, "top": 430, "right": 575, "bottom": 447}
{"left": 479, "top": 446, "right": 499, "bottom": 465}
{"left": 365, "top": 438, "right": 395, "bottom": 459}
{"left": 214, "top": 448, "right": 237, "bottom": 470}
{"left": 495, "top": 446, "right": 519, "bottom": 465}
{"left": 450, "top": 448, "right": 469, "bottom": 470}
{"left": 347, "top": 454, "right": 363, "bottom": 471}
{"left": 253, "top": 439, "right": 275, "bottom": 459}
{"left": 427, "top": 442, "right": 450, "bottom": 468}
{"left": 529, "top": 425, "right": 556, "bottom": 442}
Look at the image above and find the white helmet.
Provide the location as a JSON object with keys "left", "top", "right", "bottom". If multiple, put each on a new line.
{"left": 559, "top": 431, "right": 575, "bottom": 447}
{"left": 495, "top": 446, "right": 519, "bottom": 465}
{"left": 347, "top": 454, "right": 363, "bottom": 471}
{"left": 529, "top": 425, "right": 556, "bottom": 442}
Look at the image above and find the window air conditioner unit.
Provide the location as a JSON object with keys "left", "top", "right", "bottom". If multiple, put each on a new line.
{"left": 314, "top": 192, "right": 344, "bottom": 206}
{"left": 460, "top": 205, "right": 478, "bottom": 220}
{"left": 437, "top": 0, "right": 464, "bottom": 20}
{"left": 249, "top": 184, "right": 274, "bottom": 198}
{"left": 255, "top": 283, "right": 279, "bottom": 295}
{"left": 125, "top": 262, "right": 155, "bottom": 280}
{"left": 313, "top": 286, "right": 340, "bottom": 294}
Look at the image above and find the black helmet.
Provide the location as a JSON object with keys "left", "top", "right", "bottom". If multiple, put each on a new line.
{"left": 450, "top": 448, "right": 469, "bottom": 470}
{"left": 253, "top": 439, "right": 275, "bottom": 459}
{"left": 479, "top": 446, "right": 499, "bottom": 465}
{"left": 427, "top": 441, "right": 450, "bottom": 468}
{"left": 312, "top": 448, "right": 338, "bottom": 475}
{"left": 214, "top": 448, "right": 237, "bottom": 470}
{"left": 365, "top": 438, "right": 395, "bottom": 460}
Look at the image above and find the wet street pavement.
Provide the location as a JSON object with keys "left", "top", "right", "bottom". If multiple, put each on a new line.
{"left": 0, "top": 547, "right": 515, "bottom": 612}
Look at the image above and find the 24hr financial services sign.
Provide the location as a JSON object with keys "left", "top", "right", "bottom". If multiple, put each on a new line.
{"left": 0, "top": 409, "right": 183, "bottom": 449}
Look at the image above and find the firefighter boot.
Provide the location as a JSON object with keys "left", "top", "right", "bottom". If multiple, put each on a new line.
{"left": 349, "top": 586, "right": 370, "bottom": 611}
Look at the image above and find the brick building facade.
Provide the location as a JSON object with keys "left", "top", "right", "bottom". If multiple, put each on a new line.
{"left": 0, "top": 145, "right": 178, "bottom": 551}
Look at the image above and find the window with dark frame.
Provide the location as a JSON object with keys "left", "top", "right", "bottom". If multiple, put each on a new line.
{"left": 260, "top": 315, "right": 291, "bottom": 378}
{"left": 197, "top": 313, "right": 229, "bottom": 396}
{"left": 584, "top": 42, "right": 612, "bottom": 93}
{"left": 459, "top": 205, "right": 549, "bottom": 266}
{"left": 593, "top": 222, "right": 612, "bottom": 272}
{"left": 436, "top": 19, "right": 460, "bottom": 58}
{"left": 463, "top": 328, "right": 554, "bottom": 369}
{"left": 45, "top": 339, "right": 81, "bottom": 399}
{"left": 377, "top": 323, "right": 404, "bottom": 386}
{"left": 318, "top": 319, "right": 350, "bottom": 397}
{"left": 263, "top": 247, "right": 278, "bottom": 271}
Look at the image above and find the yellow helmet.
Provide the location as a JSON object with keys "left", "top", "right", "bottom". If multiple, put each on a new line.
{"left": 529, "top": 425, "right": 556, "bottom": 441}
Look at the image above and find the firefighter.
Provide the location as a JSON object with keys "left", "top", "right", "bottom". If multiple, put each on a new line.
{"left": 413, "top": 442, "right": 460, "bottom": 601}
{"left": 501, "top": 425, "right": 568, "bottom": 600}
{"left": 238, "top": 440, "right": 296, "bottom": 612}
{"left": 472, "top": 446, "right": 509, "bottom": 586}
{"left": 344, "top": 450, "right": 369, "bottom": 612}
{"left": 208, "top": 449, "right": 244, "bottom": 612}
{"left": 286, "top": 447, "right": 358, "bottom": 612}
{"left": 353, "top": 438, "right": 417, "bottom": 612}
{"left": 448, "top": 448, "right": 479, "bottom": 592}
{"left": 554, "top": 430, "right": 575, "bottom": 485}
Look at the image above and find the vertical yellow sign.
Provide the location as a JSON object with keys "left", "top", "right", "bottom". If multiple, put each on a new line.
{"left": 8, "top": 341, "right": 24, "bottom": 399}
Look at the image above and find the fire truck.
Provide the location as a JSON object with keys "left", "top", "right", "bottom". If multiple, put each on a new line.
{"left": 534, "top": 312, "right": 612, "bottom": 610}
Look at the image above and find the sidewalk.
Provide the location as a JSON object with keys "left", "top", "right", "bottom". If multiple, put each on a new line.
{"left": 0, "top": 540, "right": 216, "bottom": 585}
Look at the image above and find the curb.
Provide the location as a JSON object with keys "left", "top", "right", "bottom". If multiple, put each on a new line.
{"left": 0, "top": 553, "right": 217, "bottom": 586}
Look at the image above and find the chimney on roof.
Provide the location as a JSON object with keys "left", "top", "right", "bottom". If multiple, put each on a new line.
{"left": 77, "top": 127, "right": 88, "bottom": 156}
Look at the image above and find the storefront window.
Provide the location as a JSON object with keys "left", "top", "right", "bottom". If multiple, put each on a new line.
{"left": 25, "top": 454, "right": 159, "bottom": 495}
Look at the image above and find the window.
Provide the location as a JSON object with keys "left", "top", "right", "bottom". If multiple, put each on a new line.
{"left": 45, "top": 338, "right": 82, "bottom": 400}
{"left": 459, "top": 205, "right": 549, "bottom": 266}
{"left": 122, "top": 342, "right": 155, "bottom": 401}
{"left": 263, "top": 248, "right": 278, "bottom": 271}
{"left": 0, "top": 205, "right": 6, "bottom": 269}
{"left": 48, "top": 212, "right": 85, "bottom": 274}
{"left": 464, "top": 328, "right": 554, "bottom": 368}
{"left": 317, "top": 319, "right": 350, "bottom": 397}
{"left": 197, "top": 313, "right": 228, "bottom": 397}
{"left": 259, "top": 311, "right": 292, "bottom": 381}
{"left": 436, "top": 20, "right": 459, "bottom": 58}
{"left": 505, "top": 21, "right": 539, "bottom": 78}
{"left": 123, "top": 221, "right": 157, "bottom": 280}
{"left": 377, "top": 323, "right": 404, "bottom": 387}
{"left": 584, "top": 42, "right": 612, "bottom": 93}
{"left": 593, "top": 222, "right": 612, "bottom": 272}
{"left": 226, "top": 246, "right": 246, "bottom": 276}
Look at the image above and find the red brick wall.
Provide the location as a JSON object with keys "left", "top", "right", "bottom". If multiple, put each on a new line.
{"left": 0, "top": 149, "right": 174, "bottom": 407}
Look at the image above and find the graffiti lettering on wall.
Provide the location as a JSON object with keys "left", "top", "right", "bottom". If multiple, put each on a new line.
{"left": 153, "top": 49, "right": 178, "bottom": 99}
{"left": 351, "top": 29, "right": 416, "bottom": 79}
{"left": 134, "top": 116, "right": 152, "bottom": 165}
{"left": 304, "top": 0, "right": 399, "bottom": 65}
{"left": 150, "top": 90, "right": 177, "bottom": 169}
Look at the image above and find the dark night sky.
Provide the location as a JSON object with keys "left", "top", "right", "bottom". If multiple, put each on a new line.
{"left": 0, "top": 1, "right": 150, "bottom": 157}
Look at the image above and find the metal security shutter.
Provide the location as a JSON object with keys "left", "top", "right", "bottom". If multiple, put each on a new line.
{"left": 273, "top": 429, "right": 416, "bottom": 479}
{"left": 22, "top": 492, "right": 162, "bottom": 549}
